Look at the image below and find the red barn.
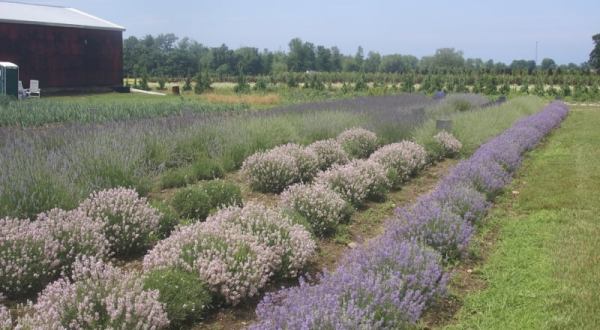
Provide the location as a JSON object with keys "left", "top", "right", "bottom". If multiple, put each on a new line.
{"left": 0, "top": 1, "right": 125, "bottom": 93}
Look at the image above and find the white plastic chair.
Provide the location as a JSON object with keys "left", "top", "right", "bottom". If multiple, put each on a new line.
{"left": 28, "top": 80, "right": 41, "bottom": 98}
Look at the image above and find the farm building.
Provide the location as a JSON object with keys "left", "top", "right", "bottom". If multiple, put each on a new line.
{"left": 0, "top": 1, "right": 125, "bottom": 93}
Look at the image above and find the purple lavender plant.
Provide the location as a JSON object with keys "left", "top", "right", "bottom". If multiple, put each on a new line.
{"left": 252, "top": 239, "right": 447, "bottom": 329}
{"left": 427, "top": 183, "right": 490, "bottom": 224}
{"left": 388, "top": 200, "right": 474, "bottom": 260}
{"left": 441, "top": 156, "right": 512, "bottom": 198}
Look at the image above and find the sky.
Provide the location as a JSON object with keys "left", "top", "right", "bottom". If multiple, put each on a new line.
{"left": 25, "top": 0, "right": 600, "bottom": 64}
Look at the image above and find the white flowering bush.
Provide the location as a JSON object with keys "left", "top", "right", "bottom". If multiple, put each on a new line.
{"left": 36, "top": 208, "right": 110, "bottom": 275}
{"left": 316, "top": 160, "right": 390, "bottom": 208}
{"left": 17, "top": 256, "right": 169, "bottom": 329}
{"left": 307, "top": 139, "right": 349, "bottom": 170}
{"left": 0, "top": 305, "right": 12, "bottom": 330}
{"left": 337, "top": 127, "right": 379, "bottom": 159}
{"left": 242, "top": 144, "right": 319, "bottom": 193}
{"left": 143, "top": 222, "right": 275, "bottom": 305}
{"left": 0, "top": 217, "right": 59, "bottom": 298}
{"left": 205, "top": 203, "right": 316, "bottom": 278}
{"left": 144, "top": 203, "right": 316, "bottom": 305}
{"left": 78, "top": 187, "right": 161, "bottom": 257}
{"left": 434, "top": 131, "right": 462, "bottom": 157}
{"left": 272, "top": 144, "right": 319, "bottom": 182}
{"left": 242, "top": 150, "right": 299, "bottom": 193}
{"left": 369, "top": 141, "right": 428, "bottom": 186}
{"left": 281, "top": 183, "right": 353, "bottom": 236}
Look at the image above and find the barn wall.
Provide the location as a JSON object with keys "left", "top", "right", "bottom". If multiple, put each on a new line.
{"left": 0, "top": 22, "right": 123, "bottom": 89}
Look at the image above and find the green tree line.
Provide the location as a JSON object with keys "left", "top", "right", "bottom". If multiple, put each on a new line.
{"left": 124, "top": 34, "right": 597, "bottom": 78}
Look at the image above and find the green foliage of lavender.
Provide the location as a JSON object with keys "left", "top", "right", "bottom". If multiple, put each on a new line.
{"left": 143, "top": 267, "right": 212, "bottom": 328}
{"left": 0, "top": 95, "right": 244, "bottom": 127}
{"left": 171, "top": 187, "right": 212, "bottom": 221}
{"left": 171, "top": 180, "right": 242, "bottom": 222}
{"left": 202, "top": 180, "right": 243, "bottom": 210}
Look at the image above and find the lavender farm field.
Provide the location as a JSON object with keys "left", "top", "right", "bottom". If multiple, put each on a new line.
{"left": 0, "top": 93, "right": 454, "bottom": 219}
{"left": 2, "top": 1, "right": 599, "bottom": 328}
{"left": 0, "top": 89, "right": 562, "bottom": 330}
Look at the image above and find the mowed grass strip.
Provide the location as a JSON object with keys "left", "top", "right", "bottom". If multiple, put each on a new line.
{"left": 446, "top": 106, "right": 600, "bottom": 329}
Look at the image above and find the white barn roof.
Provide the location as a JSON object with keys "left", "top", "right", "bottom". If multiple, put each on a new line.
{"left": 0, "top": 1, "right": 125, "bottom": 31}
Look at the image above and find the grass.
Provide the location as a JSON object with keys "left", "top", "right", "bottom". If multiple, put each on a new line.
{"left": 199, "top": 92, "right": 280, "bottom": 106}
{"left": 445, "top": 105, "right": 600, "bottom": 329}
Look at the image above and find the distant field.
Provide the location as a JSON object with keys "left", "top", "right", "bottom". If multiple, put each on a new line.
{"left": 0, "top": 86, "right": 411, "bottom": 127}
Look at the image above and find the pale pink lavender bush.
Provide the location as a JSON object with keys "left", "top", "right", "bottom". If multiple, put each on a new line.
{"left": 78, "top": 187, "right": 161, "bottom": 256}
{"left": 242, "top": 143, "right": 319, "bottom": 193}
{"left": 0, "top": 217, "right": 59, "bottom": 298}
{"left": 143, "top": 221, "right": 275, "bottom": 305}
{"left": 434, "top": 131, "right": 462, "bottom": 157}
{"left": 144, "top": 203, "right": 316, "bottom": 305}
{"left": 369, "top": 141, "right": 428, "bottom": 186}
{"left": 203, "top": 203, "right": 316, "bottom": 278}
{"left": 242, "top": 150, "right": 298, "bottom": 193}
{"left": 281, "top": 183, "right": 353, "bottom": 236}
{"left": 337, "top": 127, "right": 379, "bottom": 159}
{"left": 272, "top": 144, "right": 319, "bottom": 183}
{"left": 36, "top": 208, "right": 110, "bottom": 274}
{"left": 17, "top": 256, "right": 169, "bottom": 329}
{"left": 307, "top": 139, "right": 349, "bottom": 170}
{"left": 316, "top": 159, "right": 390, "bottom": 207}
{"left": 0, "top": 209, "right": 110, "bottom": 299}
{"left": 252, "top": 238, "right": 447, "bottom": 329}
{"left": 0, "top": 305, "right": 12, "bottom": 330}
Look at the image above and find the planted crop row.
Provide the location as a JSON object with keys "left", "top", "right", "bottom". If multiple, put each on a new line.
{"left": 250, "top": 101, "right": 569, "bottom": 329}
{"left": 242, "top": 126, "right": 460, "bottom": 236}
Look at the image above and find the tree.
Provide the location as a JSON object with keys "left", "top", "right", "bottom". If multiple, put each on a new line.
{"left": 354, "top": 46, "right": 364, "bottom": 71}
{"left": 510, "top": 59, "right": 536, "bottom": 74}
{"left": 315, "top": 46, "right": 332, "bottom": 71}
{"left": 287, "top": 38, "right": 315, "bottom": 72}
{"left": 363, "top": 51, "right": 381, "bottom": 73}
{"left": 380, "top": 54, "right": 405, "bottom": 73}
{"left": 431, "top": 48, "right": 465, "bottom": 71}
{"left": 235, "top": 47, "right": 262, "bottom": 75}
{"left": 540, "top": 58, "right": 557, "bottom": 72}
{"left": 183, "top": 76, "right": 192, "bottom": 91}
{"left": 234, "top": 70, "right": 250, "bottom": 93}
{"left": 590, "top": 34, "right": 600, "bottom": 71}
{"left": 194, "top": 69, "right": 211, "bottom": 94}
{"left": 330, "top": 47, "right": 343, "bottom": 72}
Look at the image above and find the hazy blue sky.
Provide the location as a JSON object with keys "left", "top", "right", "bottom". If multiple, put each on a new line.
{"left": 29, "top": 0, "right": 600, "bottom": 64}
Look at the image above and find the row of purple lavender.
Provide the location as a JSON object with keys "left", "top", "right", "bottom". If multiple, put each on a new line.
{"left": 250, "top": 101, "right": 570, "bottom": 329}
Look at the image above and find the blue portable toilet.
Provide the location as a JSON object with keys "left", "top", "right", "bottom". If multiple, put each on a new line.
{"left": 0, "top": 62, "right": 19, "bottom": 98}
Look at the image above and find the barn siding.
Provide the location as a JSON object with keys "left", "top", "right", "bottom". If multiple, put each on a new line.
{"left": 0, "top": 22, "right": 123, "bottom": 89}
